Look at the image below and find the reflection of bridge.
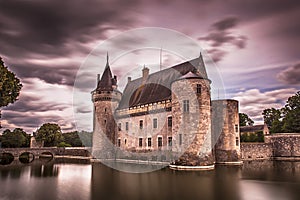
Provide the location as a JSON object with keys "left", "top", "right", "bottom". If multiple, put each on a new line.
{"left": 0, "top": 147, "right": 91, "bottom": 161}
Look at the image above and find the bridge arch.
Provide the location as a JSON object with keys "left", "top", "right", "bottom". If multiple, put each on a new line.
{"left": 19, "top": 152, "right": 35, "bottom": 164}
{"left": 0, "top": 152, "right": 14, "bottom": 165}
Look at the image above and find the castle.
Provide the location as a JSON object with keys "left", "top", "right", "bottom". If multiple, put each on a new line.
{"left": 92, "top": 53, "right": 242, "bottom": 170}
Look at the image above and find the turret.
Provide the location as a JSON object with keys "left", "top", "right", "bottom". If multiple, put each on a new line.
{"left": 92, "top": 53, "right": 122, "bottom": 145}
{"left": 212, "top": 99, "right": 242, "bottom": 164}
{"left": 170, "top": 54, "right": 214, "bottom": 169}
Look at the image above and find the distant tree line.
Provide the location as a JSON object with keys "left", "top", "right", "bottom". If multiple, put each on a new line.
{"left": 262, "top": 91, "right": 300, "bottom": 133}
{"left": 0, "top": 123, "right": 92, "bottom": 148}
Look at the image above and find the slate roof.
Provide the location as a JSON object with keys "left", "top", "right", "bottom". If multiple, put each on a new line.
{"left": 117, "top": 55, "right": 209, "bottom": 109}
{"left": 240, "top": 125, "right": 265, "bottom": 132}
{"left": 96, "top": 54, "right": 117, "bottom": 91}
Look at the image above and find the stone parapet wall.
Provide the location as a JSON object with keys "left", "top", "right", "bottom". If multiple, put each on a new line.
{"left": 265, "top": 134, "right": 300, "bottom": 157}
{"left": 241, "top": 143, "right": 273, "bottom": 160}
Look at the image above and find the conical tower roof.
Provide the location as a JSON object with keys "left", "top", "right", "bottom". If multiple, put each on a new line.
{"left": 97, "top": 53, "right": 114, "bottom": 91}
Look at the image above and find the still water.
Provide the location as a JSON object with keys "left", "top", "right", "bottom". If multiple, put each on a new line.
{"left": 1, "top": 159, "right": 300, "bottom": 200}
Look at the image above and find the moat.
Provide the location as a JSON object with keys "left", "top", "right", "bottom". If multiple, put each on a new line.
{"left": 1, "top": 159, "right": 300, "bottom": 200}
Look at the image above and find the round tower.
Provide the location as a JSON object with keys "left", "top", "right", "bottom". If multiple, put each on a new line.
{"left": 170, "top": 54, "right": 214, "bottom": 169}
{"left": 212, "top": 99, "right": 242, "bottom": 164}
{"left": 92, "top": 54, "right": 122, "bottom": 148}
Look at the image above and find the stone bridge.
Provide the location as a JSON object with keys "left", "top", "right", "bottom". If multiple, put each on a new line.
{"left": 0, "top": 147, "right": 91, "bottom": 160}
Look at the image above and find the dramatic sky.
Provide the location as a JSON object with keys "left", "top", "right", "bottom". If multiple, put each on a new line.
{"left": 0, "top": 0, "right": 299, "bottom": 133}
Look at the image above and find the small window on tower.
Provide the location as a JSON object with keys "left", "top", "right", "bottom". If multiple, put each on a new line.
{"left": 104, "top": 108, "right": 107, "bottom": 113}
{"left": 179, "top": 134, "right": 182, "bottom": 145}
{"left": 148, "top": 138, "right": 152, "bottom": 147}
{"left": 168, "top": 137, "right": 172, "bottom": 147}
{"left": 235, "top": 124, "right": 239, "bottom": 133}
{"left": 183, "top": 100, "right": 189, "bottom": 113}
{"left": 104, "top": 120, "right": 106, "bottom": 124}
{"left": 126, "top": 122, "right": 129, "bottom": 131}
{"left": 168, "top": 116, "right": 172, "bottom": 127}
{"left": 153, "top": 118, "right": 158, "bottom": 128}
{"left": 139, "top": 120, "right": 143, "bottom": 129}
{"left": 117, "top": 139, "right": 121, "bottom": 147}
{"left": 118, "top": 123, "right": 121, "bottom": 131}
{"left": 139, "top": 138, "right": 143, "bottom": 147}
{"left": 236, "top": 137, "right": 239, "bottom": 146}
{"left": 158, "top": 137, "right": 162, "bottom": 147}
{"left": 197, "top": 84, "right": 201, "bottom": 94}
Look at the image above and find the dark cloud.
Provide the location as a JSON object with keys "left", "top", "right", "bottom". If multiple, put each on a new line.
{"left": 224, "top": 0, "right": 300, "bottom": 21}
{"left": 2, "top": 110, "right": 75, "bottom": 132}
{"left": 0, "top": 0, "right": 139, "bottom": 58}
{"left": 8, "top": 61, "right": 78, "bottom": 86}
{"left": 3, "top": 94, "right": 68, "bottom": 113}
{"left": 199, "top": 16, "right": 247, "bottom": 62}
{"left": 207, "top": 49, "right": 227, "bottom": 63}
{"left": 277, "top": 63, "right": 300, "bottom": 85}
{"left": 212, "top": 16, "right": 238, "bottom": 31}
{"left": 76, "top": 105, "right": 92, "bottom": 114}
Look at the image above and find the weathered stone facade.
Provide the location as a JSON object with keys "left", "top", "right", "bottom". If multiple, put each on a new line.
{"left": 212, "top": 100, "right": 241, "bottom": 163}
{"left": 241, "top": 134, "right": 300, "bottom": 161}
{"left": 241, "top": 143, "right": 273, "bottom": 160}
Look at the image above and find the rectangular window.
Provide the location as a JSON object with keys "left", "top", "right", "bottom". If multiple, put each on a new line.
{"left": 183, "top": 100, "right": 189, "bottom": 113}
{"left": 126, "top": 122, "right": 129, "bottom": 131}
{"left": 168, "top": 116, "right": 172, "bottom": 127}
{"left": 179, "top": 134, "right": 182, "bottom": 145}
{"left": 158, "top": 137, "right": 162, "bottom": 147}
{"left": 153, "top": 118, "right": 158, "bottom": 128}
{"left": 148, "top": 138, "right": 152, "bottom": 147}
{"left": 118, "top": 123, "right": 121, "bottom": 131}
{"left": 117, "top": 139, "right": 121, "bottom": 147}
{"left": 139, "top": 138, "right": 143, "bottom": 147}
{"left": 197, "top": 84, "right": 201, "bottom": 94}
{"left": 139, "top": 120, "right": 143, "bottom": 129}
{"left": 168, "top": 137, "right": 172, "bottom": 146}
{"left": 236, "top": 137, "right": 239, "bottom": 146}
{"left": 235, "top": 124, "right": 239, "bottom": 133}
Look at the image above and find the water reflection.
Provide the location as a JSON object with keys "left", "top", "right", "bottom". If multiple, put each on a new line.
{"left": 0, "top": 160, "right": 300, "bottom": 200}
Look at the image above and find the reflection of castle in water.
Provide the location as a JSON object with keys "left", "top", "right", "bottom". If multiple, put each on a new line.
{"left": 92, "top": 53, "right": 241, "bottom": 169}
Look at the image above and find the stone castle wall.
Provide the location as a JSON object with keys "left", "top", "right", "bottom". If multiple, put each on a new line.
{"left": 240, "top": 133, "right": 300, "bottom": 161}
{"left": 241, "top": 143, "right": 273, "bottom": 160}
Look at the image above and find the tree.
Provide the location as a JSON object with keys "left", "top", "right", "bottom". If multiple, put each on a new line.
{"left": 0, "top": 57, "right": 22, "bottom": 127}
{"left": 263, "top": 91, "right": 300, "bottom": 133}
{"left": 262, "top": 108, "right": 282, "bottom": 128}
{"left": 35, "top": 123, "right": 63, "bottom": 147}
{"left": 62, "top": 131, "right": 83, "bottom": 147}
{"left": 0, "top": 128, "right": 30, "bottom": 148}
{"left": 282, "top": 91, "right": 300, "bottom": 132}
{"left": 239, "top": 113, "right": 254, "bottom": 126}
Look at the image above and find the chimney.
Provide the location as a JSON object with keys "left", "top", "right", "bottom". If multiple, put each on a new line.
{"left": 97, "top": 74, "right": 101, "bottom": 82}
{"left": 128, "top": 77, "right": 132, "bottom": 83}
{"left": 142, "top": 66, "right": 149, "bottom": 82}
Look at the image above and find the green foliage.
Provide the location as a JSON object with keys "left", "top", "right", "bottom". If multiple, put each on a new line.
{"left": 35, "top": 123, "right": 63, "bottom": 147}
{"left": 78, "top": 131, "right": 92, "bottom": 147}
{"left": 0, "top": 57, "right": 22, "bottom": 108}
{"left": 0, "top": 128, "right": 30, "bottom": 148}
{"left": 262, "top": 108, "right": 281, "bottom": 128}
{"left": 62, "top": 131, "right": 83, "bottom": 147}
{"left": 57, "top": 142, "right": 72, "bottom": 147}
{"left": 263, "top": 91, "right": 300, "bottom": 133}
{"left": 240, "top": 131, "right": 264, "bottom": 143}
{"left": 239, "top": 113, "right": 254, "bottom": 126}
{"left": 282, "top": 91, "right": 300, "bottom": 133}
